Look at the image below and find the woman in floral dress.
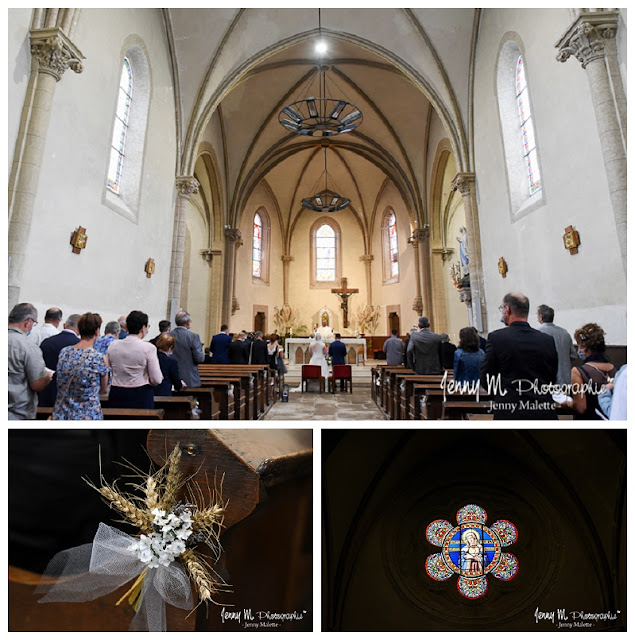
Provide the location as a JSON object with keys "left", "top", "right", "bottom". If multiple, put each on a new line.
{"left": 52, "top": 312, "right": 110, "bottom": 420}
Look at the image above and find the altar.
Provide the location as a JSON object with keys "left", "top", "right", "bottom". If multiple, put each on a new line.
{"left": 285, "top": 337, "right": 368, "bottom": 364}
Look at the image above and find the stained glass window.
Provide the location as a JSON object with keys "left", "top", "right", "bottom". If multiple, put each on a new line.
{"left": 388, "top": 212, "right": 399, "bottom": 277}
{"left": 107, "top": 58, "right": 133, "bottom": 194}
{"left": 252, "top": 212, "right": 262, "bottom": 278}
{"left": 516, "top": 55, "right": 541, "bottom": 196}
{"left": 425, "top": 504, "right": 518, "bottom": 599}
{"left": 315, "top": 224, "right": 336, "bottom": 281}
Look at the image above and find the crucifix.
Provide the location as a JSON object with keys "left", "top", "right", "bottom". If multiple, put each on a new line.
{"left": 331, "top": 277, "right": 358, "bottom": 328}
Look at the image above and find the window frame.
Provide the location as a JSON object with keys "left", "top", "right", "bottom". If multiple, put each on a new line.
{"left": 252, "top": 207, "right": 270, "bottom": 285}
{"left": 309, "top": 216, "right": 342, "bottom": 289}
{"left": 381, "top": 208, "right": 400, "bottom": 284}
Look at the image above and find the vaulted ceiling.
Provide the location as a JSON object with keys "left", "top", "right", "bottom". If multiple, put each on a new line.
{"left": 165, "top": 9, "right": 479, "bottom": 237}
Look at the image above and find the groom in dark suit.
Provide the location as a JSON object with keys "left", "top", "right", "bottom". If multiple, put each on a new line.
{"left": 328, "top": 333, "right": 348, "bottom": 390}
{"left": 481, "top": 292, "right": 558, "bottom": 420}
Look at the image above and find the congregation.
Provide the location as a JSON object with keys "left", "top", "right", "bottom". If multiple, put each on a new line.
{"left": 7, "top": 304, "right": 286, "bottom": 421}
{"left": 8, "top": 291, "right": 626, "bottom": 421}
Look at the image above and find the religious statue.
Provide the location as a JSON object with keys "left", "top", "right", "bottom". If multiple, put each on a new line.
{"left": 457, "top": 226, "right": 469, "bottom": 276}
{"left": 331, "top": 277, "right": 358, "bottom": 329}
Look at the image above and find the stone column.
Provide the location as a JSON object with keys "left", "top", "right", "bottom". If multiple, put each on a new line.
{"left": 168, "top": 177, "right": 199, "bottom": 321}
{"left": 201, "top": 247, "right": 223, "bottom": 338}
{"left": 409, "top": 226, "right": 431, "bottom": 318}
{"left": 359, "top": 254, "right": 374, "bottom": 306}
{"left": 556, "top": 11, "right": 626, "bottom": 272}
{"left": 451, "top": 173, "right": 487, "bottom": 334}
{"left": 281, "top": 254, "right": 294, "bottom": 305}
{"left": 222, "top": 228, "right": 242, "bottom": 323}
{"left": 8, "top": 27, "right": 84, "bottom": 307}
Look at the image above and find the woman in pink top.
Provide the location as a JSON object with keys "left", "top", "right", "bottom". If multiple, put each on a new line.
{"left": 107, "top": 310, "right": 163, "bottom": 409}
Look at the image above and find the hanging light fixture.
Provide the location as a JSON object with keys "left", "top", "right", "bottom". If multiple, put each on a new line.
{"left": 302, "top": 144, "right": 351, "bottom": 213}
{"left": 278, "top": 9, "right": 363, "bottom": 137}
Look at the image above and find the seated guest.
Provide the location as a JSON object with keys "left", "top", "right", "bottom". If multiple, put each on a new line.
{"left": 38, "top": 313, "right": 80, "bottom": 407}
{"left": 52, "top": 312, "right": 110, "bottom": 420}
{"left": 153, "top": 334, "right": 184, "bottom": 396}
{"left": 229, "top": 331, "right": 250, "bottom": 364}
{"left": 440, "top": 333, "right": 457, "bottom": 370}
{"left": 453, "top": 326, "right": 485, "bottom": 384}
{"left": 94, "top": 320, "right": 120, "bottom": 354}
{"left": 108, "top": 310, "right": 162, "bottom": 408}
{"left": 150, "top": 320, "right": 172, "bottom": 346}
{"left": 565, "top": 323, "right": 617, "bottom": 420}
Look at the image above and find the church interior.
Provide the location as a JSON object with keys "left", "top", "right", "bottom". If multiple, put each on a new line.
{"left": 8, "top": 8, "right": 627, "bottom": 349}
{"left": 323, "top": 429, "right": 626, "bottom": 631}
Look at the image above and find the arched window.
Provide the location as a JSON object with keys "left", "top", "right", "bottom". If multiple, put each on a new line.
{"left": 310, "top": 217, "right": 341, "bottom": 287}
{"left": 104, "top": 44, "right": 151, "bottom": 222}
{"left": 252, "top": 208, "right": 270, "bottom": 284}
{"left": 382, "top": 209, "right": 400, "bottom": 283}
{"left": 107, "top": 58, "right": 132, "bottom": 194}
{"left": 515, "top": 55, "right": 541, "bottom": 195}
{"left": 497, "top": 38, "right": 544, "bottom": 219}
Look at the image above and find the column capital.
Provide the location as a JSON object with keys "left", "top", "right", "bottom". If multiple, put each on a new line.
{"left": 555, "top": 11, "right": 620, "bottom": 68}
{"left": 359, "top": 254, "right": 374, "bottom": 264}
{"left": 412, "top": 296, "right": 424, "bottom": 315}
{"left": 30, "top": 27, "right": 84, "bottom": 81}
{"left": 176, "top": 176, "right": 200, "bottom": 198}
{"left": 225, "top": 227, "right": 243, "bottom": 247}
{"left": 200, "top": 248, "right": 222, "bottom": 263}
{"left": 451, "top": 172, "right": 476, "bottom": 197}
{"left": 281, "top": 254, "right": 294, "bottom": 263}
{"left": 410, "top": 225, "right": 430, "bottom": 243}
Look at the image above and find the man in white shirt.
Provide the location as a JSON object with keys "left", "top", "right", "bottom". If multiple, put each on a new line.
{"left": 30, "top": 307, "right": 63, "bottom": 346}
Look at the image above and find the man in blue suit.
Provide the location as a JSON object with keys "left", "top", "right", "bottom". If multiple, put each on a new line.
{"left": 209, "top": 324, "right": 232, "bottom": 364}
{"left": 328, "top": 333, "right": 348, "bottom": 391}
{"left": 38, "top": 313, "right": 81, "bottom": 407}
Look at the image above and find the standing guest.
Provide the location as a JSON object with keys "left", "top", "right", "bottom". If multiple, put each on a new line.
{"left": 150, "top": 320, "right": 172, "bottom": 347}
{"left": 170, "top": 311, "right": 205, "bottom": 387}
{"left": 209, "top": 324, "right": 232, "bottom": 364}
{"left": 30, "top": 307, "right": 63, "bottom": 346}
{"left": 52, "top": 313, "right": 110, "bottom": 420}
{"left": 267, "top": 334, "right": 285, "bottom": 371}
{"left": 38, "top": 313, "right": 81, "bottom": 407}
{"left": 8, "top": 303, "right": 52, "bottom": 419}
{"left": 328, "top": 333, "right": 348, "bottom": 390}
{"left": 453, "top": 327, "right": 485, "bottom": 384}
{"left": 94, "top": 320, "right": 121, "bottom": 355}
{"left": 598, "top": 364, "right": 627, "bottom": 420}
{"left": 383, "top": 329, "right": 404, "bottom": 366}
{"left": 565, "top": 323, "right": 618, "bottom": 420}
{"left": 229, "top": 331, "right": 251, "bottom": 364}
{"left": 481, "top": 292, "right": 558, "bottom": 420}
{"left": 250, "top": 331, "right": 269, "bottom": 365}
{"left": 536, "top": 304, "right": 576, "bottom": 386}
{"left": 108, "top": 310, "right": 162, "bottom": 408}
{"left": 406, "top": 317, "right": 443, "bottom": 374}
{"left": 117, "top": 315, "right": 129, "bottom": 339}
{"left": 153, "top": 334, "right": 184, "bottom": 397}
{"left": 439, "top": 333, "right": 457, "bottom": 370}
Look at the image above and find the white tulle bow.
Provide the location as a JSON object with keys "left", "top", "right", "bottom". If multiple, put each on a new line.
{"left": 36, "top": 522, "right": 193, "bottom": 632}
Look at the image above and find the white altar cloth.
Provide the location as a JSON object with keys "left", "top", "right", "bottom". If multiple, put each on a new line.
{"left": 284, "top": 338, "right": 367, "bottom": 362}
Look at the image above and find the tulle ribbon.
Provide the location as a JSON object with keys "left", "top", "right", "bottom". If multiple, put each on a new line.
{"left": 36, "top": 523, "right": 193, "bottom": 632}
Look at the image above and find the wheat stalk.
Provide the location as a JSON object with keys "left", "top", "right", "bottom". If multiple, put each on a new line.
{"left": 161, "top": 445, "right": 182, "bottom": 508}
{"left": 99, "top": 486, "right": 152, "bottom": 529}
{"left": 145, "top": 476, "right": 159, "bottom": 511}
{"left": 182, "top": 549, "right": 217, "bottom": 602}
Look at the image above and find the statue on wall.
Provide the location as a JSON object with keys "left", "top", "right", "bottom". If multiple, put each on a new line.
{"left": 457, "top": 226, "right": 469, "bottom": 277}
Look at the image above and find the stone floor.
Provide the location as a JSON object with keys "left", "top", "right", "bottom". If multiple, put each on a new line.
{"left": 263, "top": 383, "right": 386, "bottom": 421}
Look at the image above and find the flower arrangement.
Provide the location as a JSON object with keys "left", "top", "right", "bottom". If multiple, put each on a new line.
{"left": 273, "top": 304, "right": 307, "bottom": 337}
{"left": 352, "top": 304, "right": 381, "bottom": 335}
{"left": 36, "top": 445, "right": 229, "bottom": 632}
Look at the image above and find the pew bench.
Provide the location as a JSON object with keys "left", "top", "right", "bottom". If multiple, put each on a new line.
{"left": 36, "top": 407, "right": 166, "bottom": 420}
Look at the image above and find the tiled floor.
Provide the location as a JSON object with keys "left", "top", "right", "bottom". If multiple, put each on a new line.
{"left": 263, "top": 383, "right": 386, "bottom": 421}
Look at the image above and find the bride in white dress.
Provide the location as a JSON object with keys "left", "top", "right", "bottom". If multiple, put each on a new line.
{"left": 309, "top": 333, "right": 329, "bottom": 378}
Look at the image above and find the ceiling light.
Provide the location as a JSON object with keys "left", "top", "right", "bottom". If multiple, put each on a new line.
{"left": 301, "top": 145, "right": 351, "bottom": 213}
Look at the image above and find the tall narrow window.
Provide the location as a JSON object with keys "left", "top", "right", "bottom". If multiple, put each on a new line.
{"left": 316, "top": 224, "right": 336, "bottom": 282}
{"left": 107, "top": 58, "right": 132, "bottom": 194}
{"left": 382, "top": 209, "right": 400, "bottom": 284}
{"left": 515, "top": 55, "right": 541, "bottom": 195}
{"left": 252, "top": 212, "right": 263, "bottom": 278}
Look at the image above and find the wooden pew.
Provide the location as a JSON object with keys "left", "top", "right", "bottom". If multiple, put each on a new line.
{"left": 175, "top": 388, "right": 222, "bottom": 420}
{"left": 36, "top": 407, "right": 165, "bottom": 420}
{"left": 442, "top": 400, "right": 493, "bottom": 420}
{"left": 199, "top": 375, "right": 245, "bottom": 420}
{"left": 153, "top": 396, "right": 197, "bottom": 420}
{"left": 393, "top": 373, "right": 449, "bottom": 420}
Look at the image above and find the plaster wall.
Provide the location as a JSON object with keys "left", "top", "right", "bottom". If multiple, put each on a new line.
{"left": 8, "top": 8, "right": 33, "bottom": 173}
{"left": 371, "top": 181, "right": 419, "bottom": 335}
{"left": 17, "top": 9, "right": 177, "bottom": 329}
{"left": 231, "top": 184, "right": 285, "bottom": 334}
{"left": 474, "top": 8, "right": 626, "bottom": 343}
{"left": 288, "top": 209, "right": 366, "bottom": 335}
